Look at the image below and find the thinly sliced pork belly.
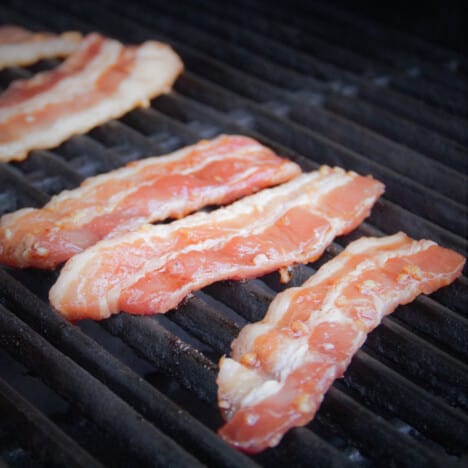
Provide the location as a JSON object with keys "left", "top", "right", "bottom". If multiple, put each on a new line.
{"left": 217, "top": 233, "right": 465, "bottom": 453}
{"left": 0, "top": 25, "right": 82, "bottom": 70}
{"left": 0, "top": 135, "right": 301, "bottom": 269}
{"left": 49, "top": 166, "right": 384, "bottom": 321}
{"left": 0, "top": 33, "right": 183, "bottom": 162}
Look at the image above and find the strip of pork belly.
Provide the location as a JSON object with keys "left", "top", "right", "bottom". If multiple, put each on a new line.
{"left": 49, "top": 166, "right": 384, "bottom": 321}
{"left": 0, "top": 135, "right": 301, "bottom": 269}
{"left": 0, "top": 25, "right": 82, "bottom": 70}
{"left": 217, "top": 233, "right": 465, "bottom": 453}
{"left": 0, "top": 33, "right": 183, "bottom": 162}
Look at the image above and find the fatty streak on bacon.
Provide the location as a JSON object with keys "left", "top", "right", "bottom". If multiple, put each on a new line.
{"left": 217, "top": 233, "right": 465, "bottom": 453}
{"left": 0, "top": 135, "right": 301, "bottom": 269}
{"left": 0, "top": 33, "right": 183, "bottom": 162}
{"left": 0, "top": 25, "right": 82, "bottom": 70}
{"left": 49, "top": 166, "right": 384, "bottom": 321}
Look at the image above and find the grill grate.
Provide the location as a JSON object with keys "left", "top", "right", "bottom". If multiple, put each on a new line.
{"left": 0, "top": 0, "right": 467, "bottom": 466}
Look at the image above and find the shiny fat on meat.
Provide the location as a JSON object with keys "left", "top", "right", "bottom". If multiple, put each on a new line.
{"left": 49, "top": 166, "right": 384, "bottom": 321}
{"left": 0, "top": 25, "right": 82, "bottom": 70}
{"left": 0, "top": 32, "right": 183, "bottom": 162}
{"left": 217, "top": 233, "right": 465, "bottom": 453}
{"left": 0, "top": 135, "right": 301, "bottom": 268}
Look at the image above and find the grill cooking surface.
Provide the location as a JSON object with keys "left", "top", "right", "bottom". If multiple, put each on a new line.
{"left": 0, "top": 0, "right": 467, "bottom": 466}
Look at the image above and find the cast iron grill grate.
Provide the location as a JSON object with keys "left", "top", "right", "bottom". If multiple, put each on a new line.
{"left": 0, "top": 0, "right": 467, "bottom": 466}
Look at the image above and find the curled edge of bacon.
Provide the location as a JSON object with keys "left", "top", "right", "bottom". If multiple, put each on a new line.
{"left": 0, "top": 25, "right": 82, "bottom": 70}
{"left": 217, "top": 232, "right": 465, "bottom": 453}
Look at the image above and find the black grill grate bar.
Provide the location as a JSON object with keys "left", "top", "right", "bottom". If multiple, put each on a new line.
{"left": 366, "top": 200, "right": 467, "bottom": 261}
{"left": 122, "top": 107, "right": 199, "bottom": 145}
{"left": 117, "top": 0, "right": 353, "bottom": 84}
{"left": 173, "top": 21, "right": 328, "bottom": 94}
{"left": 142, "top": 94, "right": 319, "bottom": 172}
{"left": 164, "top": 2, "right": 466, "bottom": 119}
{"left": 57, "top": 135, "right": 115, "bottom": 175}
{"left": 22, "top": 150, "right": 85, "bottom": 192}
{"left": 0, "top": 3, "right": 94, "bottom": 35}
{"left": 103, "top": 314, "right": 220, "bottom": 405}
{"left": 288, "top": 104, "right": 465, "bottom": 202}
{"left": 0, "top": 303, "right": 202, "bottom": 467}
{"left": 318, "top": 387, "right": 449, "bottom": 467}
{"left": 389, "top": 74, "right": 468, "bottom": 117}
{"left": 326, "top": 94, "right": 468, "bottom": 173}
{"left": 169, "top": 294, "right": 243, "bottom": 353}
{"left": 180, "top": 52, "right": 300, "bottom": 107}
{"left": 284, "top": 0, "right": 465, "bottom": 65}
{"left": 213, "top": 0, "right": 468, "bottom": 95}
{"left": 0, "top": 377, "right": 103, "bottom": 468}
{"left": 343, "top": 352, "right": 468, "bottom": 452}
{"left": 89, "top": 121, "right": 157, "bottom": 159}
{"left": 152, "top": 0, "right": 390, "bottom": 78}
{"left": 229, "top": 0, "right": 462, "bottom": 67}
{"left": 0, "top": 271, "right": 256, "bottom": 468}
{"left": 391, "top": 297, "right": 468, "bottom": 361}
{"left": 431, "top": 275, "right": 468, "bottom": 317}
{"left": 250, "top": 427, "right": 356, "bottom": 468}
{"left": 409, "top": 62, "right": 468, "bottom": 94}
{"left": 356, "top": 84, "right": 468, "bottom": 146}
{"left": 0, "top": 4, "right": 49, "bottom": 38}
{"left": 0, "top": 164, "right": 49, "bottom": 210}
{"left": 163, "top": 0, "right": 466, "bottom": 136}
{"left": 363, "top": 319, "right": 468, "bottom": 410}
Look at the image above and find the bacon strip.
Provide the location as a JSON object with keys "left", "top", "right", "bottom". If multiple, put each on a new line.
{"left": 217, "top": 233, "right": 465, "bottom": 453}
{"left": 0, "top": 33, "right": 183, "bottom": 162}
{"left": 0, "top": 135, "right": 300, "bottom": 269}
{"left": 0, "top": 25, "right": 82, "bottom": 70}
{"left": 49, "top": 166, "right": 384, "bottom": 321}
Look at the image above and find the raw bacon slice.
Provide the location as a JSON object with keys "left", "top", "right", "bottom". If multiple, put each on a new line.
{"left": 217, "top": 233, "right": 465, "bottom": 453}
{"left": 49, "top": 166, "right": 384, "bottom": 321}
{"left": 0, "top": 33, "right": 183, "bottom": 162}
{"left": 0, "top": 25, "right": 82, "bottom": 70}
{"left": 0, "top": 135, "right": 301, "bottom": 269}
